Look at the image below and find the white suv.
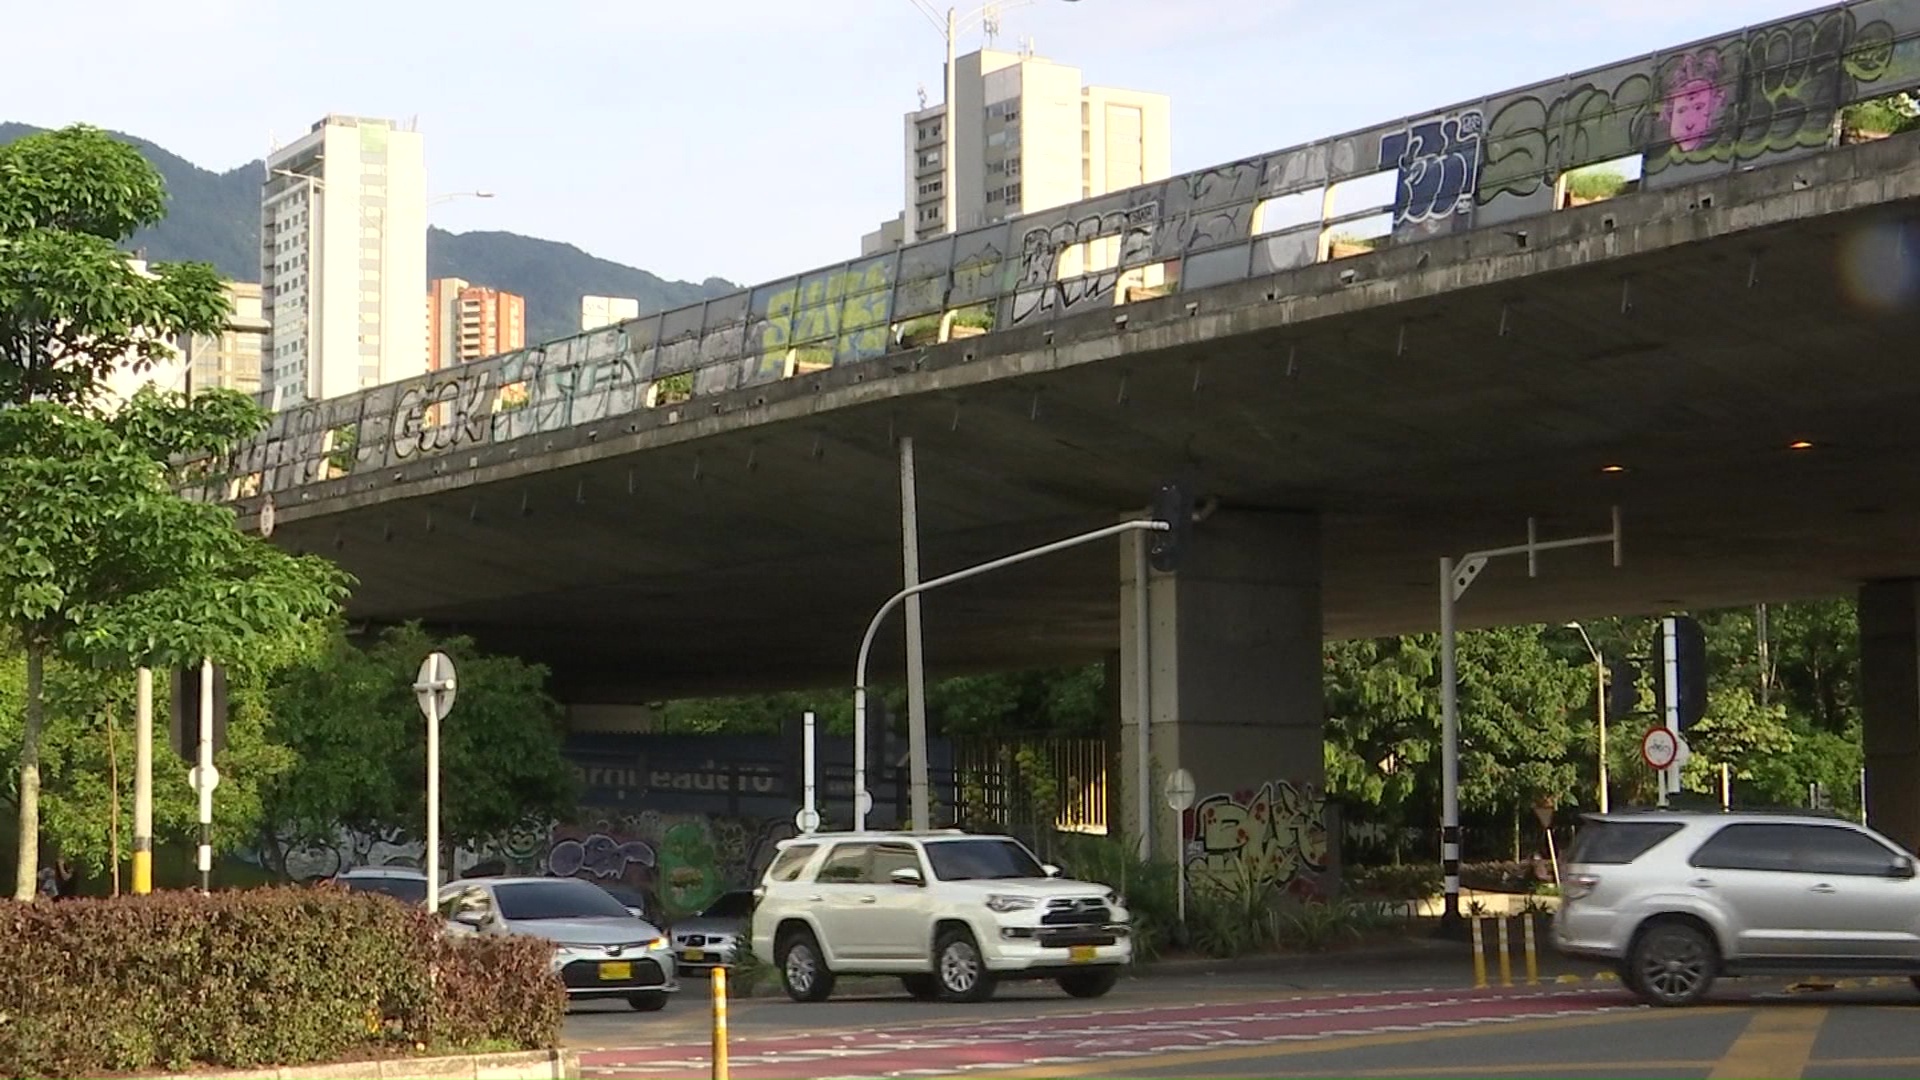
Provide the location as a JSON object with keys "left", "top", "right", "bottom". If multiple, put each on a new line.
{"left": 749, "top": 830, "right": 1132, "bottom": 1003}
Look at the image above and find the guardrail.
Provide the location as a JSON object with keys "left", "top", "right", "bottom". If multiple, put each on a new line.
{"left": 188, "top": 0, "right": 1920, "bottom": 506}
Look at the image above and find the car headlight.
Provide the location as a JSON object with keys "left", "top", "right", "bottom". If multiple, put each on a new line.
{"left": 985, "top": 894, "right": 1037, "bottom": 913}
{"left": 645, "top": 936, "right": 668, "bottom": 951}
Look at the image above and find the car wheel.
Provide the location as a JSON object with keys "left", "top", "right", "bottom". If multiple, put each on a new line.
{"left": 902, "top": 974, "right": 939, "bottom": 1000}
{"left": 934, "top": 927, "right": 997, "bottom": 1003}
{"left": 778, "top": 928, "right": 836, "bottom": 1003}
{"left": 1910, "top": 975, "right": 1920, "bottom": 993}
{"left": 629, "top": 992, "right": 668, "bottom": 1012}
{"left": 1629, "top": 920, "right": 1717, "bottom": 1007}
{"left": 1057, "top": 968, "right": 1120, "bottom": 999}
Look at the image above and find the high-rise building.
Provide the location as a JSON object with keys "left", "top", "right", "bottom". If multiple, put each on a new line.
{"left": 428, "top": 277, "right": 525, "bottom": 368}
{"left": 891, "top": 48, "right": 1170, "bottom": 244}
{"left": 100, "top": 269, "right": 267, "bottom": 405}
{"left": 260, "top": 114, "right": 428, "bottom": 408}
{"left": 581, "top": 295, "right": 640, "bottom": 331}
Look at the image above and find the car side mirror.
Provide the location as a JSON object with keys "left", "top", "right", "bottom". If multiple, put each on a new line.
{"left": 1042, "top": 864, "right": 1061, "bottom": 878}
{"left": 1892, "top": 857, "right": 1916, "bottom": 880}
{"left": 889, "top": 867, "right": 925, "bottom": 887}
{"left": 453, "top": 907, "right": 489, "bottom": 927}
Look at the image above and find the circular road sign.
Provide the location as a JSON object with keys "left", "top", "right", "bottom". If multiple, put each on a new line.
{"left": 258, "top": 495, "right": 276, "bottom": 539}
{"left": 414, "top": 652, "right": 457, "bottom": 721}
{"left": 795, "top": 807, "right": 822, "bottom": 833}
{"left": 1165, "top": 768, "right": 1197, "bottom": 812}
{"left": 1642, "top": 727, "right": 1679, "bottom": 771}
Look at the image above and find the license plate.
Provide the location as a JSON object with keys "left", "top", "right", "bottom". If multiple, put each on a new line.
{"left": 599, "top": 961, "right": 633, "bottom": 981}
{"left": 1069, "top": 945, "right": 1097, "bottom": 963}
{"left": 684, "top": 948, "right": 705, "bottom": 962}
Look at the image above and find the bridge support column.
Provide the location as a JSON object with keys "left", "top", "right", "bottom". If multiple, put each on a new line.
{"left": 1860, "top": 579, "right": 1920, "bottom": 852}
{"left": 1118, "top": 510, "right": 1332, "bottom": 895}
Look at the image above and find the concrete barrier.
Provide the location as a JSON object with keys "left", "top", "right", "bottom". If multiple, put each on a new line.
{"left": 163, "top": 1048, "right": 578, "bottom": 1079}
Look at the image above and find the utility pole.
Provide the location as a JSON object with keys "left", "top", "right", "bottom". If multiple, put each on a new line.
{"left": 943, "top": 7, "right": 957, "bottom": 235}
{"left": 900, "top": 437, "right": 931, "bottom": 830}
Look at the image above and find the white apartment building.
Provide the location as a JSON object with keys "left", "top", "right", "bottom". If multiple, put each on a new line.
{"left": 868, "top": 47, "right": 1170, "bottom": 252}
{"left": 260, "top": 114, "right": 428, "bottom": 408}
{"left": 99, "top": 267, "right": 266, "bottom": 406}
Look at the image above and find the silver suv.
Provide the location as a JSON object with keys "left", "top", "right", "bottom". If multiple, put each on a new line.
{"left": 1553, "top": 810, "right": 1920, "bottom": 1006}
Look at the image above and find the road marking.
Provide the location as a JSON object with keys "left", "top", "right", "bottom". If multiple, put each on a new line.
{"left": 1707, "top": 1006, "right": 1826, "bottom": 1080}
{"left": 983, "top": 1005, "right": 1708, "bottom": 1079}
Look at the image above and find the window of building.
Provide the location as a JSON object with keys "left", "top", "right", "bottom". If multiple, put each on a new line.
{"left": 1005, "top": 157, "right": 1020, "bottom": 177}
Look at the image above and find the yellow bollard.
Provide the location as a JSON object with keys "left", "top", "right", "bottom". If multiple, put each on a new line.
{"left": 1470, "top": 917, "right": 1487, "bottom": 989}
{"left": 711, "top": 965, "right": 729, "bottom": 1080}
{"left": 1522, "top": 915, "right": 1539, "bottom": 985}
{"left": 1496, "top": 917, "right": 1513, "bottom": 987}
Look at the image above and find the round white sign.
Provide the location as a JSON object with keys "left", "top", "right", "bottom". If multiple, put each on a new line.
{"left": 1642, "top": 727, "right": 1679, "bottom": 770}
{"left": 795, "top": 808, "right": 822, "bottom": 833}
{"left": 1164, "top": 768, "right": 1197, "bottom": 812}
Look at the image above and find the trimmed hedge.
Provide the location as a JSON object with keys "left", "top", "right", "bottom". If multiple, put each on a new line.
{"left": 0, "top": 886, "right": 564, "bottom": 1078}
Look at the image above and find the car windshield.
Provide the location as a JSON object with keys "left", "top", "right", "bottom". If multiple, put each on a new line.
{"left": 341, "top": 876, "right": 426, "bottom": 904}
{"left": 924, "top": 838, "right": 1045, "bottom": 881}
{"left": 494, "top": 880, "right": 636, "bottom": 920}
{"left": 701, "top": 892, "right": 755, "bottom": 919}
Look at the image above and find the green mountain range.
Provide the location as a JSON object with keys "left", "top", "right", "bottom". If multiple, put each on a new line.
{"left": 0, "top": 123, "right": 738, "bottom": 346}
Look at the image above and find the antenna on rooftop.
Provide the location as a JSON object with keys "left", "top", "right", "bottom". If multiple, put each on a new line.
{"left": 917, "top": 83, "right": 929, "bottom": 110}
{"left": 983, "top": 2, "right": 1001, "bottom": 46}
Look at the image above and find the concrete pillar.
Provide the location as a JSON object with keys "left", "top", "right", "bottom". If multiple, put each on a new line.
{"left": 1859, "top": 580, "right": 1920, "bottom": 852}
{"left": 1118, "top": 509, "right": 1332, "bottom": 895}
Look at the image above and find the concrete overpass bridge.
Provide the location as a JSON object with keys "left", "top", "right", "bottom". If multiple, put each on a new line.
{"left": 192, "top": 0, "right": 1920, "bottom": 855}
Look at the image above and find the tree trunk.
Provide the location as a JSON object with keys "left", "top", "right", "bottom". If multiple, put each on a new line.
{"left": 108, "top": 705, "right": 122, "bottom": 897}
{"left": 13, "top": 643, "right": 44, "bottom": 902}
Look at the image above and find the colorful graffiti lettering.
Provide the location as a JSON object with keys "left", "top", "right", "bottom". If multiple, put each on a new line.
{"left": 1481, "top": 9, "right": 1900, "bottom": 207}
{"left": 759, "top": 259, "right": 894, "bottom": 372}
{"left": 1183, "top": 780, "right": 1330, "bottom": 896}
{"left": 1380, "top": 112, "right": 1484, "bottom": 227}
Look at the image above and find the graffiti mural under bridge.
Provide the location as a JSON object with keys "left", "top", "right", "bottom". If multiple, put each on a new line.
{"left": 1182, "top": 779, "right": 1334, "bottom": 899}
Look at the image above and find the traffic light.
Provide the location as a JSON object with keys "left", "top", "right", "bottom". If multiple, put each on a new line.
{"left": 1606, "top": 658, "right": 1639, "bottom": 718}
{"left": 1148, "top": 481, "right": 1195, "bottom": 573}
{"left": 1651, "top": 617, "right": 1708, "bottom": 730}
{"left": 169, "top": 664, "right": 228, "bottom": 763}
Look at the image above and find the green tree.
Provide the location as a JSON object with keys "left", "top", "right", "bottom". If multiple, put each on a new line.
{"left": 0, "top": 125, "right": 227, "bottom": 407}
{"left": 0, "top": 392, "right": 349, "bottom": 899}
{"left": 258, "top": 623, "right": 577, "bottom": 871}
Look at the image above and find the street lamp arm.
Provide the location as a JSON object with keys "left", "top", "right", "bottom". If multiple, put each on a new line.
{"left": 851, "top": 516, "right": 1171, "bottom": 829}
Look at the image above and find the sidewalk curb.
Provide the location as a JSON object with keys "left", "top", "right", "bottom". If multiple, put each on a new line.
{"left": 1134, "top": 937, "right": 1469, "bottom": 979}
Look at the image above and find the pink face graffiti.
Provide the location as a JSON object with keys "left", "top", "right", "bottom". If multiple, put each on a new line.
{"left": 1663, "top": 51, "right": 1727, "bottom": 154}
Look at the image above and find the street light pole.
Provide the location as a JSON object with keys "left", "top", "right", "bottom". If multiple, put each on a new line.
{"left": 1566, "top": 622, "right": 1609, "bottom": 814}
{"left": 854, "top": 518, "right": 1171, "bottom": 831}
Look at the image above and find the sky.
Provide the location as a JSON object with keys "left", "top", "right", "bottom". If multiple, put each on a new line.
{"left": 3, "top": 0, "right": 1828, "bottom": 287}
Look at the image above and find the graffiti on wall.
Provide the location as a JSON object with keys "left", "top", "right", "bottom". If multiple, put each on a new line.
{"left": 1182, "top": 779, "right": 1331, "bottom": 897}
{"left": 191, "top": 1, "right": 1920, "bottom": 502}
{"left": 1009, "top": 202, "right": 1158, "bottom": 325}
{"left": 1480, "top": 8, "right": 1903, "bottom": 206}
{"left": 758, "top": 258, "right": 895, "bottom": 369}
{"left": 541, "top": 812, "right": 797, "bottom": 918}
{"left": 1380, "top": 111, "right": 1484, "bottom": 227}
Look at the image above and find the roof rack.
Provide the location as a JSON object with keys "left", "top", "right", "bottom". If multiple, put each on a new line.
{"left": 1583, "top": 805, "right": 1847, "bottom": 820}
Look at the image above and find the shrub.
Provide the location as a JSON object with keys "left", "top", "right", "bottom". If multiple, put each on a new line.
{"left": 0, "top": 887, "right": 562, "bottom": 1078}
{"left": 1346, "top": 863, "right": 1441, "bottom": 901}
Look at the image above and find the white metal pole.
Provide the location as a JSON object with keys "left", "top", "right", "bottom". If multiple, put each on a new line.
{"left": 196, "top": 659, "right": 213, "bottom": 894}
{"left": 426, "top": 693, "right": 441, "bottom": 909}
{"left": 854, "top": 684, "right": 870, "bottom": 832}
{"left": 1439, "top": 557, "right": 1461, "bottom": 925}
{"left": 803, "top": 711, "right": 818, "bottom": 831}
{"left": 943, "top": 7, "right": 957, "bottom": 235}
{"left": 1661, "top": 617, "right": 1681, "bottom": 805}
{"left": 1134, "top": 534, "right": 1152, "bottom": 861}
{"left": 901, "top": 437, "right": 931, "bottom": 831}
{"left": 1595, "top": 652, "right": 1609, "bottom": 814}
{"left": 133, "top": 667, "right": 153, "bottom": 895}
{"left": 1721, "top": 762, "right": 1731, "bottom": 810}
{"left": 1173, "top": 798, "right": 1186, "bottom": 931}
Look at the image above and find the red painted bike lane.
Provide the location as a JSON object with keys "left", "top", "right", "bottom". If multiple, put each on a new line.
{"left": 579, "top": 985, "right": 1639, "bottom": 1079}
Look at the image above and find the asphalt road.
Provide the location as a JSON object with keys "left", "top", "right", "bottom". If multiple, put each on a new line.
{"left": 564, "top": 956, "right": 1920, "bottom": 1079}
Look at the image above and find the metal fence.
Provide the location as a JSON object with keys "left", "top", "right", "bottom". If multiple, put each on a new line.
{"left": 953, "top": 737, "right": 1109, "bottom": 839}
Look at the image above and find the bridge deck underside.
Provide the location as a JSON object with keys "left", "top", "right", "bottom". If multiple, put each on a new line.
{"left": 273, "top": 194, "right": 1920, "bottom": 701}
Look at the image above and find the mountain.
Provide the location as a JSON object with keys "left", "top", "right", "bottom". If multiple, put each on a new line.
{"left": 0, "top": 123, "right": 736, "bottom": 346}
